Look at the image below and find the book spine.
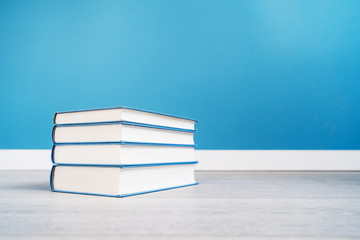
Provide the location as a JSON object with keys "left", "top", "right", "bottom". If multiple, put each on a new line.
{"left": 53, "top": 112, "right": 58, "bottom": 125}
{"left": 49, "top": 165, "right": 55, "bottom": 191}
{"left": 52, "top": 126, "right": 56, "bottom": 143}
{"left": 51, "top": 145, "right": 55, "bottom": 164}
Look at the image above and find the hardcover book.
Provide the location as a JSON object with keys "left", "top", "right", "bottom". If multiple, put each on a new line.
{"left": 53, "top": 122, "right": 195, "bottom": 145}
{"left": 51, "top": 163, "right": 198, "bottom": 197}
{"left": 54, "top": 107, "right": 197, "bottom": 130}
{"left": 53, "top": 144, "right": 196, "bottom": 166}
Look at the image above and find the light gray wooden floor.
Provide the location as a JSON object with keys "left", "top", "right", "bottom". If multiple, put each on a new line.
{"left": 1, "top": 171, "right": 360, "bottom": 240}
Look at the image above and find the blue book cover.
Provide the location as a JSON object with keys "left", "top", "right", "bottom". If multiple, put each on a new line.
{"left": 51, "top": 183, "right": 199, "bottom": 198}
{"left": 54, "top": 106, "right": 198, "bottom": 123}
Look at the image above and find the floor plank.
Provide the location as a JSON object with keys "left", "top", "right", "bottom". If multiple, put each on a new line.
{"left": 1, "top": 171, "right": 360, "bottom": 239}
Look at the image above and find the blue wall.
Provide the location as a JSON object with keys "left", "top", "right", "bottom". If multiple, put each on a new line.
{"left": 1, "top": 0, "right": 360, "bottom": 149}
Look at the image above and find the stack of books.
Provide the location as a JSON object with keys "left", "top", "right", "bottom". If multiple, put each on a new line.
{"left": 50, "top": 107, "right": 198, "bottom": 197}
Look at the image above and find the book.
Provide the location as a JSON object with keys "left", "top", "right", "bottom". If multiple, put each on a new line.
{"left": 53, "top": 122, "right": 195, "bottom": 145}
{"left": 50, "top": 106, "right": 199, "bottom": 198}
{"left": 52, "top": 144, "right": 196, "bottom": 166}
{"left": 54, "top": 107, "right": 196, "bottom": 130}
{"left": 51, "top": 164, "right": 197, "bottom": 197}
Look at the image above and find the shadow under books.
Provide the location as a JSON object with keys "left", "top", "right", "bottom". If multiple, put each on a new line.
{"left": 12, "top": 182, "right": 50, "bottom": 192}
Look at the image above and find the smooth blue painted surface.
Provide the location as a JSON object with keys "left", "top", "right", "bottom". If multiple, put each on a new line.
{"left": 1, "top": 0, "right": 360, "bottom": 149}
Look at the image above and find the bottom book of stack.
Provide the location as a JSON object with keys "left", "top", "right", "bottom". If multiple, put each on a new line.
{"left": 51, "top": 163, "right": 198, "bottom": 197}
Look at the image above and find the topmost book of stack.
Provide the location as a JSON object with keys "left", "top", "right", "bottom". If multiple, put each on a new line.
{"left": 54, "top": 107, "right": 197, "bottom": 130}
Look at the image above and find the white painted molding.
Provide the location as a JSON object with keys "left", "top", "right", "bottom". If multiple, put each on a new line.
{"left": 0, "top": 149, "right": 360, "bottom": 171}
{"left": 0, "top": 150, "right": 52, "bottom": 170}
{"left": 195, "top": 150, "right": 360, "bottom": 171}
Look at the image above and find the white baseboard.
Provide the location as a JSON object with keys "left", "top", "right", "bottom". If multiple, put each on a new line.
{"left": 0, "top": 149, "right": 360, "bottom": 171}
{"left": 0, "top": 150, "right": 53, "bottom": 170}
{"left": 196, "top": 150, "right": 360, "bottom": 171}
